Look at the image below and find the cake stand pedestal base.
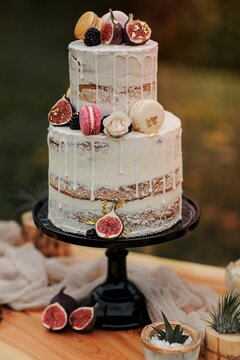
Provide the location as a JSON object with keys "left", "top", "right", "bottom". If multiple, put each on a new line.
{"left": 33, "top": 195, "right": 200, "bottom": 330}
{"left": 83, "top": 248, "right": 150, "bottom": 330}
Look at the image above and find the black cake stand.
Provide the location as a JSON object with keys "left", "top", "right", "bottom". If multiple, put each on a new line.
{"left": 33, "top": 194, "right": 200, "bottom": 330}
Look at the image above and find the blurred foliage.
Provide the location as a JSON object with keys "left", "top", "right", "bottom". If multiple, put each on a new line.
{"left": 0, "top": 1, "right": 239, "bottom": 266}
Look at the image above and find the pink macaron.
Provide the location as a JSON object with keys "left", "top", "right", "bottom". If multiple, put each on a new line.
{"left": 80, "top": 105, "right": 101, "bottom": 136}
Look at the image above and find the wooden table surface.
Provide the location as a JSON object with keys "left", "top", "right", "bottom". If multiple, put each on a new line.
{"left": 0, "top": 246, "right": 226, "bottom": 360}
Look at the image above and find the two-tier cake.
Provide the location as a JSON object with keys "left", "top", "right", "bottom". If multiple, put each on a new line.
{"left": 47, "top": 10, "right": 183, "bottom": 238}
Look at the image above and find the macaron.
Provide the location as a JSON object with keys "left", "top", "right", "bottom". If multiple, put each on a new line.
{"left": 74, "top": 11, "right": 102, "bottom": 40}
{"left": 129, "top": 100, "right": 165, "bottom": 135}
{"left": 80, "top": 105, "right": 101, "bottom": 135}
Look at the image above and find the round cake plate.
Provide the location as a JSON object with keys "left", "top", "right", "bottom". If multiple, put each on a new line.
{"left": 33, "top": 194, "right": 200, "bottom": 330}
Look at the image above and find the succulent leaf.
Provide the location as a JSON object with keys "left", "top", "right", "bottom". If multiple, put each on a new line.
{"left": 152, "top": 311, "right": 189, "bottom": 344}
{"left": 207, "top": 291, "right": 240, "bottom": 334}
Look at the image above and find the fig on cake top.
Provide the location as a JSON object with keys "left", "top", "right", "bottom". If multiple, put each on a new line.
{"left": 101, "top": 9, "right": 124, "bottom": 45}
{"left": 101, "top": 10, "right": 128, "bottom": 28}
{"left": 124, "top": 13, "right": 151, "bottom": 45}
{"left": 74, "top": 9, "right": 152, "bottom": 46}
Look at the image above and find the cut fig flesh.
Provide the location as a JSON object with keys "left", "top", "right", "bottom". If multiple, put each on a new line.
{"left": 96, "top": 209, "right": 123, "bottom": 239}
{"left": 48, "top": 98, "right": 72, "bottom": 125}
{"left": 125, "top": 14, "right": 151, "bottom": 45}
{"left": 69, "top": 307, "right": 95, "bottom": 331}
{"left": 41, "top": 303, "right": 67, "bottom": 331}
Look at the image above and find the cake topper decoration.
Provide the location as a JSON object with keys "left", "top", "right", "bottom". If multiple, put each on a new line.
{"left": 48, "top": 97, "right": 72, "bottom": 126}
{"left": 103, "top": 111, "right": 131, "bottom": 138}
{"left": 130, "top": 99, "right": 165, "bottom": 135}
{"left": 74, "top": 11, "right": 102, "bottom": 40}
{"left": 84, "top": 28, "right": 101, "bottom": 46}
{"left": 101, "top": 10, "right": 128, "bottom": 28}
{"left": 80, "top": 105, "right": 101, "bottom": 136}
{"left": 101, "top": 8, "right": 124, "bottom": 45}
{"left": 124, "top": 13, "right": 151, "bottom": 45}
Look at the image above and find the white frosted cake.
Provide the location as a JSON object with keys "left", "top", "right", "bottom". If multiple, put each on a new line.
{"left": 69, "top": 40, "right": 158, "bottom": 117}
{"left": 47, "top": 10, "right": 183, "bottom": 238}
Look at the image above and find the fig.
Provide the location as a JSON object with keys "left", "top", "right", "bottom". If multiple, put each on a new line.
{"left": 50, "top": 287, "right": 78, "bottom": 316}
{"left": 124, "top": 13, "right": 152, "bottom": 46}
{"left": 48, "top": 97, "right": 72, "bottom": 126}
{"left": 95, "top": 207, "right": 123, "bottom": 239}
{"left": 101, "top": 10, "right": 128, "bottom": 28}
{"left": 41, "top": 303, "right": 68, "bottom": 331}
{"left": 69, "top": 306, "right": 96, "bottom": 332}
{"left": 100, "top": 8, "right": 123, "bottom": 45}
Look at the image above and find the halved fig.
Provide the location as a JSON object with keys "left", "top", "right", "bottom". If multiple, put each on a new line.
{"left": 101, "top": 8, "right": 123, "bottom": 45}
{"left": 41, "top": 303, "right": 67, "bottom": 331}
{"left": 124, "top": 13, "right": 151, "bottom": 45}
{"left": 50, "top": 287, "right": 78, "bottom": 316}
{"left": 48, "top": 98, "right": 72, "bottom": 125}
{"left": 69, "top": 306, "right": 96, "bottom": 332}
{"left": 95, "top": 208, "right": 123, "bottom": 239}
{"left": 102, "top": 10, "right": 128, "bottom": 28}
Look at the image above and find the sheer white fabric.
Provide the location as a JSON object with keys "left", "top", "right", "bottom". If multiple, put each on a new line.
{"left": 0, "top": 221, "right": 218, "bottom": 334}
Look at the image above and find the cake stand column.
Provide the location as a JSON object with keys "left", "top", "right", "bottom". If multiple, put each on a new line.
{"left": 88, "top": 248, "right": 150, "bottom": 330}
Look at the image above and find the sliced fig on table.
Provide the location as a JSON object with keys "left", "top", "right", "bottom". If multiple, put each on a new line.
{"left": 49, "top": 287, "right": 78, "bottom": 315}
{"left": 41, "top": 287, "right": 78, "bottom": 331}
{"left": 41, "top": 303, "right": 68, "bottom": 331}
{"left": 69, "top": 306, "right": 96, "bottom": 332}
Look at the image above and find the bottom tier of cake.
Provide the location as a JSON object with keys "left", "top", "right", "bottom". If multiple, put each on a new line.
{"left": 48, "top": 111, "right": 183, "bottom": 238}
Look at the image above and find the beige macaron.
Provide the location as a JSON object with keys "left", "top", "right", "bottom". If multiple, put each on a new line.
{"left": 129, "top": 99, "right": 165, "bottom": 135}
{"left": 74, "top": 11, "right": 102, "bottom": 40}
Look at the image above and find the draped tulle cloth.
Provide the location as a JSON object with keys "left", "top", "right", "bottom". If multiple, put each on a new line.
{"left": 0, "top": 221, "right": 218, "bottom": 334}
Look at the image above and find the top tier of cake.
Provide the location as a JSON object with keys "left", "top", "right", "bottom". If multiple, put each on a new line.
{"left": 69, "top": 40, "right": 158, "bottom": 117}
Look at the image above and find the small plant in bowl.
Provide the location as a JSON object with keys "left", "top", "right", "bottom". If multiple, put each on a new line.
{"left": 141, "top": 311, "right": 201, "bottom": 360}
{"left": 205, "top": 290, "right": 240, "bottom": 359}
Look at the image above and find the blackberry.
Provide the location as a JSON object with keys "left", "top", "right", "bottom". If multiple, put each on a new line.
{"left": 86, "top": 228, "right": 98, "bottom": 239}
{"left": 69, "top": 113, "right": 80, "bottom": 130}
{"left": 101, "top": 114, "right": 110, "bottom": 133}
{"left": 84, "top": 28, "right": 101, "bottom": 47}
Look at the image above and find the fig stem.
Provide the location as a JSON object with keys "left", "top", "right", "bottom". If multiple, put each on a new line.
{"left": 59, "top": 286, "right": 66, "bottom": 294}
{"left": 94, "top": 302, "right": 100, "bottom": 309}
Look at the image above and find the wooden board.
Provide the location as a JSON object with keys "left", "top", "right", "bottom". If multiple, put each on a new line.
{"left": 0, "top": 246, "right": 226, "bottom": 360}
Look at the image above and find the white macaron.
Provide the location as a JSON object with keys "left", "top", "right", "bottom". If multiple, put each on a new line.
{"left": 129, "top": 99, "right": 165, "bottom": 135}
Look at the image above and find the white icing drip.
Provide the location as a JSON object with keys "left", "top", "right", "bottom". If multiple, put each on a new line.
{"left": 58, "top": 140, "right": 62, "bottom": 209}
{"left": 113, "top": 54, "right": 117, "bottom": 111}
{"left": 119, "top": 140, "right": 124, "bottom": 175}
{"left": 162, "top": 140, "right": 166, "bottom": 204}
{"left": 73, "top": 140, "right": 77, "bottom": 190}
{"left": 61, "top": 139, "right": 68, "bottom": 178}
{"left": 90, "top": 141, "right": 95, "bottom": 201}
{"left": 79, "top": 58, "right": 84, "bottom": 80}
{"left": 76, "top": 57, "right": 80, "bottom": 111}
{"left": 151, "top": 56, "right": 154, "bottom": 98}
{"left": 135, "top": 140, "right": 139, "bottom": 198}
{"left": 154, "top": 55, "right": 157, "bottom": 99}
{"left": 180, "top": 129, "right": 183, "bottom": 182}
{"left": 148, "top": 140, "right": 153, "bottom": 194}
{"left": 94, "top": 53, "right": 99, "bottom": 104}
{"left": 47, "top": 133, "right": 50, "bottom": 147}
{"left": 172, "top": 141, "right": 176, "bottom": 189}
{"left": 141, "top": 59, "right": 144, "bottom": 100}
{"left": 125, "top": 56, "right": 129, "bottom": 113}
